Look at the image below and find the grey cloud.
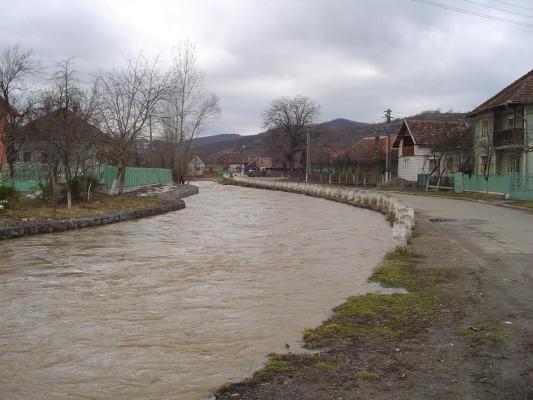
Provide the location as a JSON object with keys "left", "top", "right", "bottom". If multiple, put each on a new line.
{"left": 1, "top": 0, "right": 533, "bottom": 134}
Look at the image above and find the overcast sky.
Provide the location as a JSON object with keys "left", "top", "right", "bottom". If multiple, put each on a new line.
{"left": 2, "top": 0, "right": 533, "bottom": 135}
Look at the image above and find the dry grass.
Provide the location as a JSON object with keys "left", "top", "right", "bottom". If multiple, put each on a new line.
{"left": 1, "top": 194, "right": 164, "bottom": 222}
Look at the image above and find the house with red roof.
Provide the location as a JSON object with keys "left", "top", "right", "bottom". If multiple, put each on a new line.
{"left": 392, "top": 119, "right": 470, "bottom": 182}
{"left": 467, "top": 69, "right": 533, "bottom": 177}
{"left": 350, "top": 135, "right": 397, "bottom": 184}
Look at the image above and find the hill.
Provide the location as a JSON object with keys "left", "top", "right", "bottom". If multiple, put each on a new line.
{"left": 194, "top": 112, "right": 466, "bottom": 163}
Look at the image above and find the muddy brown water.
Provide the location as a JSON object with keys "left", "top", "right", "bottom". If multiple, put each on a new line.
{"left": 0, "top": 182, "right": 391, "bottom": 399}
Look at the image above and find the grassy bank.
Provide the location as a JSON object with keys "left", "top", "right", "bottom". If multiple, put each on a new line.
{"left": 215, "top": 245, "right": 458, "bottom": 398}
{"left": 0, "top": 193, "right": 164, "bottom": 225}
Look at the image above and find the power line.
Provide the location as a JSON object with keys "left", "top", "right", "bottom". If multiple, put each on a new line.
{"left": 410, "top": 0, "right": 533, "bottom": 27}
{"left": 492, "top": 0, "right": 533, "bottom": 12}
{"left": 462, "top": 0, "right": 533, "bottom": 19}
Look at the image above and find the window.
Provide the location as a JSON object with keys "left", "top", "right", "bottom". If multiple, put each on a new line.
{"left": 22, "top": 152, "right": 32, "bottom": 162}
{"left": 507, "top": 154, "right": 520, "bottom": 173}
{"left": 481, "top": 120, "right": 489, "bottom": 138}
{"left": 446, "top": 156, "right": 456, "bottom": 172}
{"left": 507, "top": 117, "right": 515, "bottom": 130}
{"left": 403, "top": 159, "right": 409, "bottom": 168}
{"left": 40, "top": 152, "right": 49, "bottom": 163}
{"left": 480, "top": 156, "right": 488, "bottom": 173}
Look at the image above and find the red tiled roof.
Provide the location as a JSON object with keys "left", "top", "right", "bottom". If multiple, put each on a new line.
{"left": 350, "top": 135, "right": 397, "bottom": 162}
{"left": 353, "top": 135, "right": 397, "bottom": 157}
{"left": 248, "top": 156, "right": 273, "bottom": 169}
{"left": 469, "top": 69, "right": 533, "bottom": 115}
{"left": 393, "top": 119, "right": 468, "bottom": 147}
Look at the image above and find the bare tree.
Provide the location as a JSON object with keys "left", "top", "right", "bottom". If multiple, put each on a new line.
{"left": 476, "top": 135, "right": 496, "bottom": 193}
{"left": 0, "top": 44, "right": 41, "bottom": 164}
{"left": 349, "top": 139, "right": 383, "bottom": 186}
{"left": 96, "top": 54, "right": 169, "bottom": 193}
{"left": 158, "top": 42, "right": 220, "bottom": 180}
{"left": 262, "top": 95, "right": 320, "bottom": 177}
{"left": 29, "top": 59, "right": 101, "bottom": 207}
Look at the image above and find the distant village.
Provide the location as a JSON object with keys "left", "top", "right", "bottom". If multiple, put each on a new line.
{"left": 187, "top": 69, "right": 533, "bottom": 201}
{"left": 1, "top": 67, "right": 532, "bottom": 201}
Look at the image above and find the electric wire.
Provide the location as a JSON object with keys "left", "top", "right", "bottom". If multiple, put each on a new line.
{"left": 410, "top": 0, "right": 533, "bottom": 27}
{"left": 462, "top": 0, "right": 533, "bottom": 19}
{"left": 492, "top": 0, "right": 533, "bottom": 12}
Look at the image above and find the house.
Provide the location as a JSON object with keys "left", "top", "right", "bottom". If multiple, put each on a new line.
{"left": 246, "top": 156, "right": 273, "bottom": 176}
{"left": 13, "top": 110, "right": 109, "bottom": 164}
{"left": 467, "top": 69, "right": 533, "bottom": 177}
{"left": 204, "top": 151, "right": 247, "bottom": 177}
{"left": 392, "top": 119, "right": 470, "bottom": 182}
{"left": 187, "top": 155, "right": 205, "bottom": 176}
{"left": 350, "top": 135, "right": 398, "bottom": 185}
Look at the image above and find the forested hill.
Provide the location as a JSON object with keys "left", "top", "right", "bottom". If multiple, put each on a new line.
{"left": 194, "top": 112, "right": 466, "bottom": 162}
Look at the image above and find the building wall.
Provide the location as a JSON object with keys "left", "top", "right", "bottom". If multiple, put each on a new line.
{"left": 473, "top": 111, "right": 495, "bottom": 175}
{"left": 526, "top": 105, "right": 533, "bottom": 175}
{"left": 398, "top": 155, "right": 429, "bottom": 181}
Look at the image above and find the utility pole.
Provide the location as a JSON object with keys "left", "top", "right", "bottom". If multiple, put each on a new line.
{"left": 306, "top": 131, "right": 311, "bottom": 183}
{"left": 384, "top": 109, "right": 392, "bottom": 183}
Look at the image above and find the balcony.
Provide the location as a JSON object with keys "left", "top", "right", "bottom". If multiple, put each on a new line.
{"left": 493, "top": 128, "right": 524, "bottom": 149}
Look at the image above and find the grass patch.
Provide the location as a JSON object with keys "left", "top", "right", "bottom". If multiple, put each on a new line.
{"left": 253, "top": 354, "right": 294, "bottom": 380}
{"left": 217, "top": 382, "right": 234, "bottom": 393}
{"left": 458, "top": 321, "right": 509, "bottom": 344}
{"left": 313, "top": 362, "right": 334, "bottom": 370}
{"left": 355, "top": 370, "right": 379, "bottom": 380}
{"left": 304, "top": 249, "right": 455, "bottom": 348}
{"left": 513, "top": 200, "right": 533, "bottom": 209}
{"left": 371, "top": 250, "right": 454, "bottom": 291}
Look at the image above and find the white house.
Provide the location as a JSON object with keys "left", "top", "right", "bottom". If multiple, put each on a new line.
{"left": 392, "top": 119, "right": 470, "bottom": 182}
{"left": 187, "top": 155, "right": 205, "bottom": 177}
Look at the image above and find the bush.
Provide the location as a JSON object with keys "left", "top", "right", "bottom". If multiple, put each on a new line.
{"left": 0, "top": 186, "right": 17, "bottom": 202}
{"left": 38, "top": 181, "right": 56, "bottom": 202}
{"left": 0, "top": 186, "right": 19, "bottom": 211}
{"left": 68, "top": 175, "right": 101, "bottom": 199}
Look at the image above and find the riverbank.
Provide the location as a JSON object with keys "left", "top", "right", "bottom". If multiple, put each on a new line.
{"left": 0, "top": 184, "right": 198, "bottom": 240}
{"left": 215, "top": 182, "right": 532, "bottom": 399}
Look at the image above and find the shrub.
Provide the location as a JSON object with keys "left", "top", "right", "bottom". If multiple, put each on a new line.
{"left": 68, "top": 175, "right": 101, "bottom": 199}
{"left": 0, "top": 186, "right": 19, "bottom": 210}
{"left": 0, "top": 186, "right": 17, "bottom": 202}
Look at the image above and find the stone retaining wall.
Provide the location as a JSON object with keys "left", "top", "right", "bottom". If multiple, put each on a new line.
{"left": 0, "top": 199, "right": 186, "bottom": 241}
{"left": 229, "top": 178, "right": 415, "bottom": 248}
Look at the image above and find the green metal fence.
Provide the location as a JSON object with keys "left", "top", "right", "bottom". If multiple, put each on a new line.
{"left": 0, "top": 162, "right": 49, "bottom": 191}
{"left": 95, "top": 165, "right": 173, "bottom": 189}
{"left": 1, "top": 163, "right": 173, "bottom": 192}
{"left": 454, "top": 172, "right": 533, "bottom": 200}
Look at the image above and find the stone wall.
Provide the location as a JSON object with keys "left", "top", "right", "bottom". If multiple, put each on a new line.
{"left": 228, "top": 178, "right": 415, "bottom": 248}
{"left": 0, "top": 199, "right": 186, "bottom": 241}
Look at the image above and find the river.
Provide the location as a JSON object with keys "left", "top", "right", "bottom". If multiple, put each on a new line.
{"left": 0, "top": 181, "right": 391, "bottom": 399}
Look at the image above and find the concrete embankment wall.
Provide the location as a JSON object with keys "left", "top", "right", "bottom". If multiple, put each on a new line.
{"left": 228, "top": 179, "right": 415, "bottom": 248}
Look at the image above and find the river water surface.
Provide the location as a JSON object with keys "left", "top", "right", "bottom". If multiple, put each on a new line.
{"left": 0, "top": 182, "right": 391, "bottom": 399}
